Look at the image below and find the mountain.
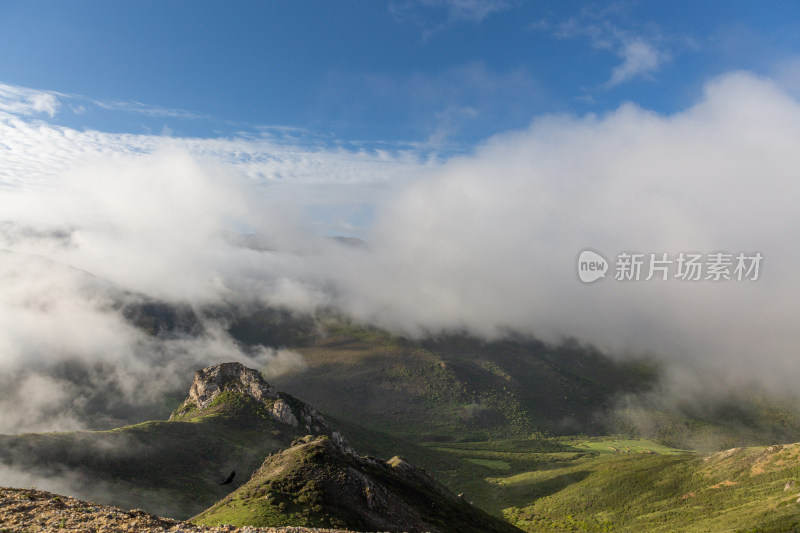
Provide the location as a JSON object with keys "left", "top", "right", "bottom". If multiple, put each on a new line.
{"left": 8, "top": 433, "right": 800, "bottom": 532}
{"left": 118, "top": 301, "right": 800, "bottom": 450}
{"left": 3, "top": 356, "right": 800, "bottom": 532}
{"left": 219, "top": 307, "right": 800, "bottom": 449}
{"left": 113, "top": 299, "right": 661, "bottom": 441}
{"left": 0, "top": 362, "right": 345, "bottom": 519}
{"left": 194, "top": 434, "right": 521, "bottom": 533}
{"left": 263, "top": 322, "right": 658, "bottom": 441}
{"left": 0, "top": 361, "right": 521, "bottom": 533}
{"left": 6, "top": 297, "right": 799, "bottom": 531}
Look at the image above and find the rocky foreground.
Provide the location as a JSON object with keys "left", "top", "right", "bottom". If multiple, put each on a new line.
{"left": 0, "top": 487, "right": 351, "bottom": 533}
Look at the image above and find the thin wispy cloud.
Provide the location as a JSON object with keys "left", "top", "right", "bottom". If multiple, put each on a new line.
{"left": 0, "top": 83, "right": 62, "bottom": 117}
{"left": 537, "top": 6, "right": 676, "bottom": 89}
{"left": 389, "top": 0, "right": 513, "bottom": 39}
{"left": 422, "top": 0, "right": 511, "bottom": 22}
{"left": 337, "top": 62, "right": 539, "bottom": 145}
{"left": 93, "top": 99, "right": 204, "bottom": 119}
{"left": 0, "top": 81, "right": 421, "bottom": 155}
{"left": 606, "top": 38, "right": 668, "bottom": 87}
{"left": 0, "top": 82, "right": 204, "bottom": 127}
{"left": 0, "top": 84, "right": 424, "bottom": 187}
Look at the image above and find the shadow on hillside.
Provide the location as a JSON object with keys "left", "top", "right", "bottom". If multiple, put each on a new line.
{"left": 503, "top": 470, "right": 591, "bottom": 501}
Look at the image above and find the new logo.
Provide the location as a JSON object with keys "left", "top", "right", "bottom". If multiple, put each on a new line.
{"left": 577, "top": 249, "right": 609, "bottom": 283}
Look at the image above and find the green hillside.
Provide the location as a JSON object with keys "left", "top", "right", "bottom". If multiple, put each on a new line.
{"left": 266, "top": 321, "right": 657, "bottom": 441}
{"left": 421, "top": 437, "right": 800, "bottom": 532}
{"left": 193, "top": 434, "right": 522, "bottom": 533}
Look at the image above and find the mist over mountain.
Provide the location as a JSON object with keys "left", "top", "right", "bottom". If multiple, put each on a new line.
{"left": 2, "top": 72, "right": 800, "bottom": 444}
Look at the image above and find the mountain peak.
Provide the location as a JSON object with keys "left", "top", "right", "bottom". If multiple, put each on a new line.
{"left": 188, "top": 361, "right": 279, "bottom": 410}
{"left": 170, "top": 362, "right": 334, "bottom": 440}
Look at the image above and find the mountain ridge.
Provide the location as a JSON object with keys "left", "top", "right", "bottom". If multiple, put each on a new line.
{"left": 194, "top": 434, "right": 522, "bottom": 532}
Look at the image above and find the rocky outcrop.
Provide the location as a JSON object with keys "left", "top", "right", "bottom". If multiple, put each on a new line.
{"left": 188, "top": 362, "right": 280, "bottom": 410}
{"left": 171, "top": 362, "right": 339, "bottom": 441}
{"left": 269, "top": 398, "right": 299, "bottom": 426}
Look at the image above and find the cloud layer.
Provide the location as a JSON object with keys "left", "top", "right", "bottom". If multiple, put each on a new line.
{"left": 1, "top": 71, "right": 799, "bottom": 436}
{"left": 330, "top": 71, "right": 799, "bottom": 388}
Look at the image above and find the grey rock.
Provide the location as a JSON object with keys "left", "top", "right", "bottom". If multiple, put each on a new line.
{"left": 173, "top": 362, "right": 357, "bottom": 452}
{"left": 270, "top": 399, "right": 299, "bottom": 427}
{"left": 186, "top": 362, "right": 280, "bottom": 410}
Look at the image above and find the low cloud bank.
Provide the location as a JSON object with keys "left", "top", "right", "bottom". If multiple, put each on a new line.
{"left": 0, "top": 71, "right": 798, "bottom": 437}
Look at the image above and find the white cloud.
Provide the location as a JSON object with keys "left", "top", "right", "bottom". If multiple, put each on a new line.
{"left": 0, "top": 81, "right": 207, "bottom": 123}
{"left": 540, "top": 8, "right": 675, "bottom": 89}
{"left": 0, "top": 110, "right": 425, "bottom": 237}
{"left": 339, "top": 72, "right": 800, "bottom": 386}
{"left": 606, "top": 39, "right": 668, "bottom": 87}
{"left": 0, "top": 83, "right": 61, "bottom": 117}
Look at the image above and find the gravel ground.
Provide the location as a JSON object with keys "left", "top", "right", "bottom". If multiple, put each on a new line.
{"left": 0, "top": 487, "right": 354, "bottom": 533}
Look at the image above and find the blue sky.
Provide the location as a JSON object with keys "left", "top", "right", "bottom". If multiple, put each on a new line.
{"left": 2, "top": 1, "right": 799, "bottom": 149}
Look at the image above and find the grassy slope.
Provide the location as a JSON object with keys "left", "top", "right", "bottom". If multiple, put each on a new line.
{"left": 426, "top": 437, "right": 800, "bottom": 533}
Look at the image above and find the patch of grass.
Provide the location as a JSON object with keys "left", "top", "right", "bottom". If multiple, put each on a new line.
{"left": 474, "top": 440, "right": 800, "bottom": 532}
{"left": 569, "top": 437, "right": 688, "bottom": 455}
{"left": 465, "top": 458, "right": 512, "bottom": 470}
